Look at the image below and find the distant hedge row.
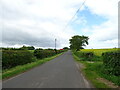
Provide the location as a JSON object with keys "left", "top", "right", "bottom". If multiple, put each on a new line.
{"left": 34, "top": 49, "right": 65, "bottom": 59}
{"left": 102, "top": 51, "right": 120, "bottom": 76}
{"left": 2, "top": 50, "right": 35, "bottom": 69}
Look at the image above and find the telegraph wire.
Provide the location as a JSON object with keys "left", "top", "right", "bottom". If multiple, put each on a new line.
{"left": 63, "top": 0, "right": 87, "bottom": 30}
{"left": 50, "top": 0, "right": 87, "bottom": 49}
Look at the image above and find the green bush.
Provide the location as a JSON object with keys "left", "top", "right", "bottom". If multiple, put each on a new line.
{"left": 2, "top": 50, "right": 35, "bottom": 69}
{"left": 2, "top": 49, "right": 65, "bottom": 70}
{"left": 102, "top": 51, "right": 120, "bottom": 76}
{"left": 57, "top": 49, "right": 66, "bottom": 54}
{"left": 74, "top": 51, "right": 94, "bottom": 61}
{"left": 34, "top": 49, "right": 64, "bottom": 59}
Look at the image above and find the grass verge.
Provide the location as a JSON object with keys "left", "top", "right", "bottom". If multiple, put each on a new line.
{"left": 2, "top": 53, "right": 63, "bottom": 80}
{"left": 73, "top": 53, "right": 113, "bottom": 88}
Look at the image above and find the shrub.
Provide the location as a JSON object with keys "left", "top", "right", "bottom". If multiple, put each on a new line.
{"left": 74, "top": 51, "right": 94, "bottom": 61}
{"left": 2, "top": 50, "right": 35, "bottom": 69}
{"left": 34, "top": 49, "right": 65, "bottom": 59}
{"left": 19, "top": 46, "right": 35, "bottom": 50}
{"left": 102, "top": 51, "right": 120, "bottom": 76}
{"left": 34, "top": 49, "right": 56, "bottom": 59}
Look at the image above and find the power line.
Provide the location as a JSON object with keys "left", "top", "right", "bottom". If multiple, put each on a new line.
{"left": 63, "top": 0, "right": 87, "bottom": 30}
{"left": 50, "top": 0, "right": 87, "bottom": 49}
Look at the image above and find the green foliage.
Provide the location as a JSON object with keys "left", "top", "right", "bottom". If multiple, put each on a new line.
{"left": 74, "top": 51, "right": 95, "bottom": 61}
{"left": 84, "top": 62, "right": 120, "bottom": 87}
{"left": 73, "top": 49, "right": 120, "bottom": 86}
{"left": 80, "top": 48, "right": 118, "bottom": 56}
{"left": 73, "top": 53, "right": 110, "bottom": 88}
{"left": 63, "top": 47, "right": 69, "bottom": 50}
{"left": 2, "top": 50, "right": 35, "bottom": 69}
{"left": 102, "top": 51, "right": 120, "bottom": 76}
{"left": 34, "top": 49, "right": 65, "bottom": 59}
{"left": 2, "top": 53, "right": 63, "bottom": 79}
{"left": 34, "top": 49, "right": 56, "bottom": 59}
{"left": 69, "top": 35, "right": 89, "bottom": 51}
{"left": 2, "top": 47, "right": 65, "bottom": 70}
{"left": 2, "top": 47, "right": 20, "bottom": 50}
{"left": 19, "top": 45, "right": 35, "bottom": 50}
{"left": 36, "top": 48, "right": 43, "bottom": 50}
{"left": 2, "top": 46, "right": 35, "bottom": 50}
{"left": 46, "top": 48, "right": 54, "bottom": 50}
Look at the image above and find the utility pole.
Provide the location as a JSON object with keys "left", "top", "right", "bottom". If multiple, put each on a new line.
{"left": 55, "top": 38, "right": 57, "bottom": 49}
{"left": 55, "top": 38, "right": 57, "bottom": 54}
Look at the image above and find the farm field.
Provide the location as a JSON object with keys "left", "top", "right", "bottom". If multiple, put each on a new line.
{"left": 80, "top": 48, "right": 119, "bottom": 56}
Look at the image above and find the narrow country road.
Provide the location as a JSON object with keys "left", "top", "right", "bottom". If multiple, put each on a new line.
{"left": 3, "top": 51, "right": 92, "bottom": 88}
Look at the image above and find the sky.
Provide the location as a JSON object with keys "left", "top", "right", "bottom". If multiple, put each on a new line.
{"left": 0, "top": 0, "right": 119, "bottom": 49}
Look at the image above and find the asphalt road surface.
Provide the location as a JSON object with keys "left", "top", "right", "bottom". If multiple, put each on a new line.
{"left": 3, "top": 51, "right": 92, "bottom": 88}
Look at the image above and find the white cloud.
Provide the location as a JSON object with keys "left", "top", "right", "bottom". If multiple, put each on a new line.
{"left": 90, "top": 20, "right": 117, "bottom": 41}
{"left": 1, "top": 0, "right": 119, "bottom": 49}
{"left": 86, "top": 0, "right": 118, "bottom": 19}
{"left": 83, "top": 0, "right": 119, "bottom": 48}
{"left": 1, "top": 0, "right": 84, "bottom": 48}
{"left": 85, "top": 20, "right": 118, "bottom": 48}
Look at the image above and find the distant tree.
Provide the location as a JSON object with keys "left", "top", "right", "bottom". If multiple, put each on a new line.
{"left": 2, "top": 47, "right": 18, "bottom": 50}
{"left": 63, "top": 47, "right": 69, "bottom": 50}
{"left": 80, "top": 47, "right": 84, "bottom": 49}
{"left": 69, "top": 35, "right": 89, "bottom": 51}
{"left": 19, "top": 45, "right": 28, "bottom": 50}
{"left": 47, "top": 48, "right": 53, "bottom": 50}
{"left": 27, "top": 46, "right": 35, "bottom": 50}
{"left": 54, "top": 49, "right": 57, "bottom": 54}
{"left": 37, "top": 48, "right": 43, "bottom": 50}
{"left": 19, "top": 46, "right": 35, "bottom": 50}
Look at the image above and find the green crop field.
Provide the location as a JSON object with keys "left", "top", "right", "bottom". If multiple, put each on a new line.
{"left": 80, "top": 48, "right": 119, "bottom": 56}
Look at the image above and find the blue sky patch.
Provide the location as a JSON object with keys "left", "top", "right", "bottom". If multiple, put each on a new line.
{"left": 71, "top": 7, "right": 108, "bottom": 34}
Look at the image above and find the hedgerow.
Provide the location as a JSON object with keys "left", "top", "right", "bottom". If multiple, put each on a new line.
{"left": 34, "top": 50, "right": 55, "bottom": 59}
{"left": 2, "top": 50, "right": 35, "bottom": 69}
{"left": 73, "top": 49, "right": 120, "bottom": 86}
{"left": 2, "top": 49, "right": 66, "bottom": 70}
{"left": 34, "top": 49, "right": 65, "bottom": 59}
{"left": 74, "top": 51, "right": 95, "bottom": 61}
{"left": 102, "top": 51, "right": 120, "bottom": 76}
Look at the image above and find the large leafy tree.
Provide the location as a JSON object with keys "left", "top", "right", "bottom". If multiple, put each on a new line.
{"left": 69, "top": 35, "right": 89, "bottom": 51}
{"left": 63, "top": 47, "right": 69, "bottom": 50}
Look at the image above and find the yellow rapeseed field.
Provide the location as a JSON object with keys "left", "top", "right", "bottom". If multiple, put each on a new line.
{"left": 80, "top": 48, "right": 119, "bottom": 56}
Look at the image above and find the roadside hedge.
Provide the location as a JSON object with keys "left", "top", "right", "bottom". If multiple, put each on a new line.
{"left": 34, "top": 50, "right": 55, "bottom": 59}
{"left": 102, "top": 51, "right": 120, "bottom": 76}
{"left": 2, "top": 49, "right": 66, "bottom": 70}
{"left": 2, "top": 50, "right": 35, "bottom": 69}
{"left": 74, "top": 51, "right": 94, "bottom": 61}
{"left": 34, "top": 49, "right": 65, "bottom": 59}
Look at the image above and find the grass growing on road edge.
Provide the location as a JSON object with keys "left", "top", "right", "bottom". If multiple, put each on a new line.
{"left": 72, "top": 53, "right": 111, "bottom": 88}
{"left": 2, "top": 53, "right": 63, "bottom": 80}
